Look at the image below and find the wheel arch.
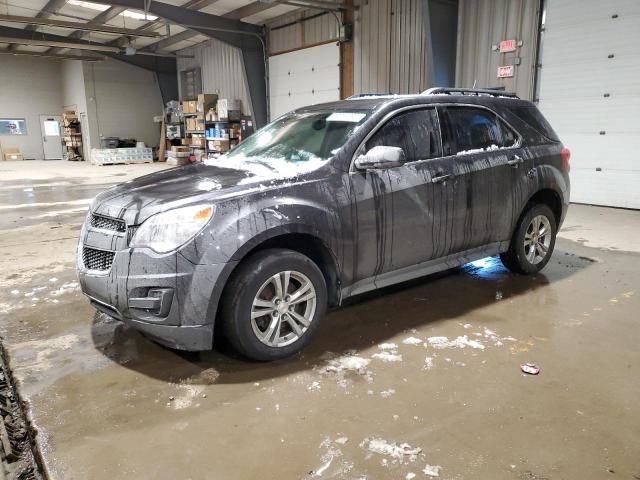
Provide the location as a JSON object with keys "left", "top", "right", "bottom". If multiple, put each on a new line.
{"left": 525, "top": 188, "right": 563, "bottom": 227}
{"left": 206, "top": 227, "right": 342, "bottom": 344}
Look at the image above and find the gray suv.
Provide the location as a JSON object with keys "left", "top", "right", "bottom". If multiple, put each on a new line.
{"left": 78, "top": 88, "right": 570, "bottom": 361}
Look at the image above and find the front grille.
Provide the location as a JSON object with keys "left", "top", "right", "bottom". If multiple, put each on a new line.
{"left": 82, "top": 246, "right": 115, "bottom": 271}
{"left": 90, "top": 213, "right": 126, "bottom": 233}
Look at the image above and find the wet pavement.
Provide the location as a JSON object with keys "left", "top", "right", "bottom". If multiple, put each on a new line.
{"left": 1, "top": 161, "right": 639, "bottom": 479}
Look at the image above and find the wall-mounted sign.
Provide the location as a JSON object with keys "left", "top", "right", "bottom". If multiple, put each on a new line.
{"left": 499, "top": 39, "right": 517, "bottom": 53}
{"left": 497, "top": 65, "right": 515, "bottom": 78}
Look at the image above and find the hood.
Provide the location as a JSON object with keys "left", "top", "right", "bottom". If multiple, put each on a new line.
{"left": 92, "top": 159, "right": 329, "bottom": 224}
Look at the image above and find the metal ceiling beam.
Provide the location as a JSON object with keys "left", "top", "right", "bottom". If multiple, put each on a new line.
{"left": 105, "top": 0, "right": 262, "bottom": 48}
{"left": 104, "top": 0, "right": 268, "bottom": 127}
{"left": 47, "top": 7, "right": 127, "bottom": 54}
{"left": 8, "top": 0, "right": 67, "bottom": 51}
{"left": 140, "top": 1, "right": 273, "bottom": 53}
{"left": 0, "top": 14, "right": 161, "bottom": 37}
{"left": 0, "top": 36, "right": 122, "bottom": 53}
{"left": 281, "top": 0, "right": 354, "bottom": 11}
{"left": 107, "top": 0, "right": 221, "bottom": 45}
{"left": 143, "top": 29, "right": 197, "bottom": 52}
{"left": 0, "top": 50, "right": 104, "bottom": 61}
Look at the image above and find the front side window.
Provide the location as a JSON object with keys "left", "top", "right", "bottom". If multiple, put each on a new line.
{"left": 365, "top": 108, "right": 442, "bottom": 162}
{"left": 439, "top": 106, "right": 518, "bottom": 155}
{"left": 224, "top": 110, "right": 369, "bottom": 166}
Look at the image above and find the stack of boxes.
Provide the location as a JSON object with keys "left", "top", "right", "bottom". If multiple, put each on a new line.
{"left": 167, "top": 145, "right": 190, "bottom": 166}
{"left": 62, "top": 110, "right": 83, "bottom": 161}
{"left": 173, "top": 94, "right": 248, "bottom": 161}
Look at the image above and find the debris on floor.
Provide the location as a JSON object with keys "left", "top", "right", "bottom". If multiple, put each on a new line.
{"left": 0, "top": 343, "right": 44, "bottom": 479}
{"left": 422, "top": 464, "right": 442, "bottom": 477}
{"left": 521, "top": 363, "right": 541, "bottom": 375}
{"left": 361, "top": 437, "right": 422, "bottom": 464}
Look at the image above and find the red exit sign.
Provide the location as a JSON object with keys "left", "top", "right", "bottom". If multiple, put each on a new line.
{"left": 497, "top": 65, "right": 514, "bottom": 78}
{"left": 499, "top": 39, "right": 517, "bottom": 53}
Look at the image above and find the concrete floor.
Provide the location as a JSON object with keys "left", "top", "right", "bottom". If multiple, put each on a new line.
{"left": 1, "top": 160, "right": 639, "bottom": 480}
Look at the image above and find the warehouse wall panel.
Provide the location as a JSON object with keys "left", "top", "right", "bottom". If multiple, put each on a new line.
{"left": 0, "top": 56, "right": 63, "bottom": 160}
{"left": 83, "top": 59, "right": 164, "bottom": 149}
{"left": 177, "top": 38, "right": 253, "bottom": 119}
{"left": 354, "top": 0, "right": 432, "bottom": 95}
{"left": 268, "top": 9, "right": 340, "bottom": 54}
{"left": 456, "top": 0, "right": 539, "bottom": 99}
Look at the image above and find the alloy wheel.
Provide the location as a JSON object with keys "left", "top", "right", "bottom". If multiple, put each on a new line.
{"left": 524, "top": 215, "right": 552, "bottom": 264}
{"left": 250, "top": 270, "right": 317, "bottom": 347}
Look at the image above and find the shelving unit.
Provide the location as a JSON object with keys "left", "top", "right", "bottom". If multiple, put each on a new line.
{"left": 62, "top": 110, "right": 83, "bottom": 161}
{"left": 205, "top": 119, "right": 240, "bottom": 159}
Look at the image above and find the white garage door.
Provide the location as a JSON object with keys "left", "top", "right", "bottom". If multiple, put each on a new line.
{"left": 268, "top": 42, "right": 340, "bottom": 121}
{"left": 537, "top": 0, "right": 640, "bottom": 209}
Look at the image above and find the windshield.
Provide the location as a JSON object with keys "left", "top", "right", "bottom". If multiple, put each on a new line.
{"left": 223, "top": 110, "right": 369, "bottom": 166}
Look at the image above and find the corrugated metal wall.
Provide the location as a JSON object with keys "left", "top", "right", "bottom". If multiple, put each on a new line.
{"left": 268, "top": 10, "right": 340, "bottom": 54}
{"left": 354, "top": 0, "right": 431, "bottom": 95}
{"left": 266, "top": 0, "right": 432, "bottom": 95}
{"left": 456, "top": 0, "right": 539, "bottom": 99}
{"left": 177, "top": 38, "right": 253, "bottom": 117}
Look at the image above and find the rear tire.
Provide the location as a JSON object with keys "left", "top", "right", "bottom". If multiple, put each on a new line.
{"left": 221, "top": 248, "right": 327, "bottom": 361}
{"left": 500, "top": 204, "right": 557, "bottom": 274}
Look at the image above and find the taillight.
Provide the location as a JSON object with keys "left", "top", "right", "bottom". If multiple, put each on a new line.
{"left": 561, "top": 147, "right": 571, "bottom": 172}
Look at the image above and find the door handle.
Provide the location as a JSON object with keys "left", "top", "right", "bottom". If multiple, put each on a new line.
{"left": 431, "top": 173, "right": 452, "bottom": 184}
{"left": 507, "top": 155, "right": 523, "bottom": 167}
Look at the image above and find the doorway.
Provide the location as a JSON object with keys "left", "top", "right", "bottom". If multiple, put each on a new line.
{"left": 40, "top": 115, "right": 63, "bottom": 160}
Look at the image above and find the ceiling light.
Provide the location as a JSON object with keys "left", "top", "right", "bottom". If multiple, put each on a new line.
{"left": 67, "top": 0, "right": 109, "bottom": 12}
{"left": 66, "top": 1, "right": 158, "bottom": 21}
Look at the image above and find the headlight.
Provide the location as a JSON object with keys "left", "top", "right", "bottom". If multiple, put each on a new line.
{"left": 130, "top": 204, "right": 214, "bottom": 253}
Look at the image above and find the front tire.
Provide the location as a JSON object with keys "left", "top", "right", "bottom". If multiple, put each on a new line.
{"left": 500, "top": 204, "right": 557, "bottom": 274}
{"left": 221, "top": 248, "right": 327, "bottom": 361}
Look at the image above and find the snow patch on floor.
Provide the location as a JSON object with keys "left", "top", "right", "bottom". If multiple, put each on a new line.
{"left": 372, "top": 352, "right": 403, "bottom": 362}
{"left": 361, "top": 437, "right": 422, "bottom": 464}
{"left": 422, "top": 464, "right": 442, "bottom": 477}
{"left": 426, "top": 335, "right": 485, "bottom": 350}
{"left": 317, "top": 352, "right": 373, "bottom": 387}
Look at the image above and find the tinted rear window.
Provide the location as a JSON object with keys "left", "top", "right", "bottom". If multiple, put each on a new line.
{"left": 509, "top": 106, "right": 559, "bottom": 142}
{"left": 439, "top": 106, "right": 518, "bottom": 155}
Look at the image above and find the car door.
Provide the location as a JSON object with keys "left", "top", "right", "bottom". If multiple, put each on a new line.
{"left": 347, "top": 107, "right": 459, "bottom": 291}
{"left": 437, "top": 105, "right": 524, "bottom": 253}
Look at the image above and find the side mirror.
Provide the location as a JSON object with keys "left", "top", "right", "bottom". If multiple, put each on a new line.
{"left": 354, "top": 145, "right": 406, "bottom": 170}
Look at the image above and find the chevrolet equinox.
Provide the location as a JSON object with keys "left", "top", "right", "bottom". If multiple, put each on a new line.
{"left": 78, "top": 88, "right": 570, "bottom": 361}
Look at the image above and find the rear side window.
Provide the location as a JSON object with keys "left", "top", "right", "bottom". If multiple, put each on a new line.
{"left": 439, "top": 106, "right": 519, "bottom": 156}
{"left": 509, "top": 106, "right": 560, "bottom": 142}
{"left": 366, "top": 108, "right": 442, "bottom": 162}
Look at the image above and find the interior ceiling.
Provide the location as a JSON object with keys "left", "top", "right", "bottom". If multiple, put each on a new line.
{"left": 0, "top": 0, "right": 301, "bottom": 55}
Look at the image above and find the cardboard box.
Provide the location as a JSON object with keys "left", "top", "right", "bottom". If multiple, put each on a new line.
{"left": 190, "top": 136, "right": 205, "bottom": 148}
{"left": 3, "top": 148, "right": 24, "bottom": 161}
{"left": 182, "top": 100, "right": 197, "bottom": 114}
{"left": 217, "top": 99, "right": 241, "bottom": 120}
{"left": 197, "top": 94, "right": 218, "bottom": 113}
{"left": 181, "top": 138, "right": 191, "bottom": 146}
{"left": 205, "top": 108, "right": 218, "bottom": 122}
{"left": 195, "top": 116, "right": 205, "bottom": 131}
{"left": 209, "top": 139, "right": 230, "bottom": 152}
{"left": 171, "top": 146, "right": 191, "bottom": 157}
{"left": 186, "top": 118, "right": 197, "bottom": 131}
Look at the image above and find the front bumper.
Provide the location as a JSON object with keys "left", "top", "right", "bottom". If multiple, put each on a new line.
{"left": 78, "top": 243, "right": 229, "bottom": 351}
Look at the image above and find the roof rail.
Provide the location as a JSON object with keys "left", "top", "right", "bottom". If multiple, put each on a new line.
{"left": 422, "top": 87, "right": 520, "bottom": 99}
{"left": 346, "top": 93, "right": 395, "bottom": 100}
